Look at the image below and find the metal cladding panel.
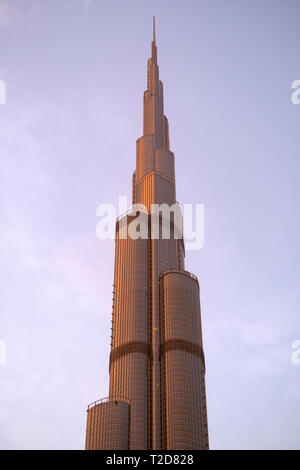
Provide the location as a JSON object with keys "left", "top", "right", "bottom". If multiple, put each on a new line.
{"left": 177, "top": 239, "right": 185, "bottom": 270}
{"left": 112, "top": 220, "right": 149, "bottom": 346}
{"left": 136, "top": 135, "right": 155, "bottom": 182}
{"left": 135, "top": 172, "right": 176, "bottom": 213}
{"left": 109, "top": 215, "right": 150, "bottom": 449}
{"left": 110, "top": 353, "right": 149, "bottom": 449}
{"left": 163, "top": 115, "right": 170, "bottom": 150}
{"left": 154, "top": 149, "right": 175, "bottom": 182}
{"left": 132, "top": 171, "right": 136, "bottom": 205}
{"left": 160, "top": 270, "right": 209, "bottom": 450}
{"left": 149, "top": 234, "right": 180, "bottom": 449}
{"left": 85, "top": 400, "right": 130, "bottom": 450}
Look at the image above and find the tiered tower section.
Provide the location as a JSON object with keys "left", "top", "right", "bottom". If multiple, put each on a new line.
{"left": 85, "top": 18, "right": 209, "bottom": 450}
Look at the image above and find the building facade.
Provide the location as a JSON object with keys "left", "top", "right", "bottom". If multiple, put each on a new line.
{"left": 85, "top": 19, "right": 209, "bottom": 450}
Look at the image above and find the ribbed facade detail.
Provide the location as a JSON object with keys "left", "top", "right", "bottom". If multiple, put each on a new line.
{"left": 109, "top": 214, "right": 149, "bottom": 449}
{"left": 85, "top": 399, "right": 130, "bottom": 450}
{"left": 159, "top": 270, "right": 209, "bottom": 450}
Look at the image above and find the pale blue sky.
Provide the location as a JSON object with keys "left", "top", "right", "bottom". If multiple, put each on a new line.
{"left": 0, "top": 0, "right": 299, "bottom": 449}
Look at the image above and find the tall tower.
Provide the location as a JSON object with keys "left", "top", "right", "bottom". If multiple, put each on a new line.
{"left": 85, "top": 18, "right": 209, "bottom": 450}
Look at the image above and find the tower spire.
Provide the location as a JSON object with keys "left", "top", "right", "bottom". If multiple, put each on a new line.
{"left": 151, "top": 16, "right": 157, "bottom": 64}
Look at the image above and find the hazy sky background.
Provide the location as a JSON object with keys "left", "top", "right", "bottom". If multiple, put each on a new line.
{"left": 0, "top": 0, "right": 299, "bottom": 449}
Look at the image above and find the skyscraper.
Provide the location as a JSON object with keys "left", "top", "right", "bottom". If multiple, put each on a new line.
{"left": 85, "top": 18, "right": 209, "bottom": 451}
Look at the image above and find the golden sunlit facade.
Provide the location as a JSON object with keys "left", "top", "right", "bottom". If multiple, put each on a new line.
{"left": 85, "top": 19, "right": 209, "bottom": 450}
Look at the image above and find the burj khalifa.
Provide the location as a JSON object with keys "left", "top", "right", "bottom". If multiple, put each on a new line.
{"left": 85, "top": 18, "right": 209, "bottom": 450}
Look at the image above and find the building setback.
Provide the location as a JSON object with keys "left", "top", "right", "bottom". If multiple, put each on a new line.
{"left": 85, "top": 18, "right": 209, "bottom": 450}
